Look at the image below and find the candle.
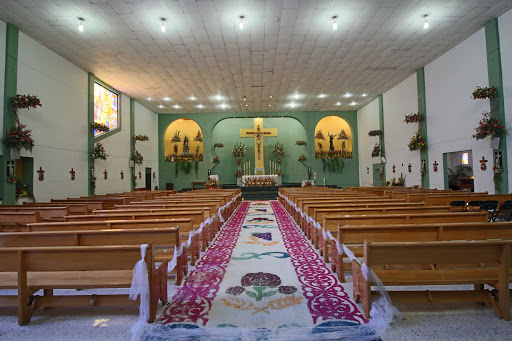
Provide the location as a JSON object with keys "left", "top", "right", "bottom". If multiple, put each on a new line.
{"left": 249, "top": 161, "right": 250, "bottom": 175}
{"left": 269, "top": 161, "right": 271, "bottom": 175}
{"left": 244, "top": 164, "right": 246, "bottom": 174}
{"left": 323, "top": 178, "right": 325, "bottom": 187}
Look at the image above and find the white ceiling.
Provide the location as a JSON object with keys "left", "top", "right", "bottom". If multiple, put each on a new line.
{"left": 1, "top": 0, "right": 511, "bottom": 114}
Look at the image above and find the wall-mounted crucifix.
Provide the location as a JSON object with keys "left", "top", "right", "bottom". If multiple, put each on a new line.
{"left": 240, "top": 118, "right": 277, "bottom": 174}
{"left": 120, "top": 171, "right": 124, "bottom": 179}
{"left": 408, "top": 163, "right": 412, "bottom": 173}
{"left": 480, "top": 156, "right": 488, "bottom": 171}
{"left": 433, "top": 161, "right": 439, "bottom": 172}
{"left": 37, "top": 167, "right": 45, "bottom": 181}
{"left": 139, "top": 171, "right": 142, "bottom": 179}
{"left": 104, "top": 169, "right": 108, "bottom": 180}
{"left": 70, "top": 168, "right": 76, "bottom": 180}
{"left": 392, "top": 164, "right": 396, "bottom": 173}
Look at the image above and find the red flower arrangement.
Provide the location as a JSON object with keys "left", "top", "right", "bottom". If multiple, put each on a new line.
{"left": 368, "top": 130, "right": 382, "bottom": 137}
{"left": 337, "top": 130, "right": 349, "bottom": 140}
{"left": 472, "top": 86, "right": 497, "bottom": 100}
{"left": 244, "top": 177, "right": 276, "bottom": 188}
{"left": 194, "top": 130, "right": 203, "bottom": 142}
{"left": 371, "top": 143, "right": 381, "bottom": 157}
{"left": 315, "top": 130, "right": 325, "bottom": 140}
{"left": 298, "top": 154, "right": 307, "bottom": 161}
{"left": 206, "top": 178, "right": 220, "bottom": 189}
{"left": 2, "top": 124, "right": 35, "bottom": 151}
{"left": 404, "top": 113, "right": 424, "bottom": 124}
{"left": 235, "top": 170, "right": 244, "bottom": 177}
{"left": 472, "top": 112, "right": 504, "bottom": 140}
{"left": 11, "top": 94, "right": 41, "bottom": 111}
{"left": 213, "top": 156, "right": 220, "bottom": 163}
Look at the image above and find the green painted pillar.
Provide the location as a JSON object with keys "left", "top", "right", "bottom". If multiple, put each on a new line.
{"left": 1, "top": 24, "right": 19, "bottom": 204}
{"left": 378, "top": 95, "right": 386, "bottom": 185}
{"left": 87, "top": 73, "right": 95, "bottom": 196}
{"left": 417, "top": 67, "right": 430, "bottom": 189}
{"left": 485, "top": 18, "right": 508, "bottom": 194}
{"left": 130, "top": 98, "right": 135, "bottom": 191}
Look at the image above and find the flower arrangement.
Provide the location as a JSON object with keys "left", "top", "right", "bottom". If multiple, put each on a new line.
{"left": 315, "top": 130, "right": 325, "bottom": 140}
{"left": 213, "top": 156, "right": 220, "bottom": 163}
{"left": 385, "top": 177, "right": 405, "bottom": 186}
{"left": 235, "top": 170, "right": 244, "bottom": 177}
{"left": 404, "top": 113, "right": 424, "bottom": 124}
{"left": 271, "top": 142, "right": 285, "bottom": 157}
{"left": 337, "top": 130, "right": 349, "bottom": 140}
{"left": 368, "top": 130, "right": 383, "bottom": 137}
{"left": 472, "top": 112, "right": 504, "bottom": 140}
{"left": 8, "top": 176, "right": 17, "bottom": 184}
{"left": 298, "top": 154, "right": 307, "bottom": 161}
{"left": 315, "top": 150, "right": 352, "bottom": 159}
{"left": 206, "top": 178, "right": 220, "bottom": 189}
{"left": 91, "top": 122, "right": 110, "bottom": 132}
{"left": 132, "top": 150, "right": 143, "bottom": 164}
{"left": 493, "top": 164, "right": 503, "bottom": 175}
{"left": 244, "top": 177, "right": 277, "bottom": 188}
{"left": 232, "top": 142, "right": 245, "bottom": 157}
{"left": 171, "top": 131, "right": 181, "bottom": 143}
{"left": 237, "top": 158, "right": 241, "bottom": 165}
{"left": 16, "top": 179, "right": 35, "bottom": 201}
{"left": 194, "top": 130, "right": 203, "bottom": 142}
{"left": 472, "top": 86, "right": 497, "bottom": 100}
{"left": 90, "top": 176, "right": 97, "bottom": 188}
{"left": 371, "top": 143, "right": 381, "bottom": 157}
{"left": 214, "top": 143, "right": 224, "bottom": 148}
{"left": 2, "top": 124, "right": 35, "bottom": 151}
{"left": 11, "top": 94, "right": 42, "bottom": 110}
{"left": 408, "top": 131, "right": 426, "bottom": 151}
{"left": 302, "top": 181, "right": 314, "bottom": 187}
{"left": 92, "top": 142, "right": 108, "bottom": 160}
{"left": 164, "top": 154, "right": 203, "bottom": 162}
{"left": 295, "top": 140, "right": 306, "bottom": 146}
{"left": 134, "top": 135, "right": 149, "bottom": 142}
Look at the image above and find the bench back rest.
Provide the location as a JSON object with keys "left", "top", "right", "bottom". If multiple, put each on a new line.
{"left": 315, "top": 206, "right": 450, "bottom": 222}
{"left": 65, "top": 210, "right": 206, "bottom": 225}
{"left": 27, "top": 218, "right": 193, "bottom": 232}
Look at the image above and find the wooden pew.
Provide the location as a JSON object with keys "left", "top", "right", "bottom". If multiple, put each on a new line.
{"left": 0, "top": 206, "right": 69, "bottom": 220}
{"left": 319, "top": 211, "right": 488, "bottom": 262}
{"left": 22, "top": 202, "right": 89, "bottom": 215}
{"left": 332, "top": 221, "right": 512, "bottom": 282}
{"left": 0, "top": 212, "right": 42, "bottom": 231}
{"left": 352, "top": 240, "right": 511, "bottom": 320}
{"left": 0, "top": 244, "right": 164, "bottom": 325}
{"left": 0, "top": 227, "right": 186, "bottom": 285}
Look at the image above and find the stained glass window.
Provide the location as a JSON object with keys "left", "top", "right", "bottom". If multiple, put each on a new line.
{"left": 93, "top": 82, "right": 119, "bottom": 137}
{"left": 462, "top": 152, "right": 469, "bottom": 165}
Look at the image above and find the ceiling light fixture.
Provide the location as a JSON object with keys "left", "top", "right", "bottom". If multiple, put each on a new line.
{"left": 243, "top": 96, "right": 247, "bottom": 101}
{"left": 173, "top": 104, "right": 181, "bottom": 109}
{"left": 245, "top": 104, "right": 248, "bottom": 107}
{"left": 290, "top": 102, "right": 296, "bottom": 108}
{"left": 361, "top": 93, "right": 368, "bottom": 97}
{"left": 335, "top": 102, "right": 342, "bottom": 106}
{"left": 147, "top": 97, "right": 152, "bottom": 101}
{"left": 318, "top": 94, "right": 327, "bottom": 98}
{"left": 215, "top": 94, "right": 222, "bottom": 101}
{"left": 344, "top": 92, "right": 352, "bottom": 98}
{"left": 268, "top": 104, "right": 271, "bottom": 107}
{"left": 239, "top": 16, "right": 244, "bottom": 30}
{"left": 158, "top": 105, "right": 164, "bottom": 108}
{"left": 332, "top": 16, "right": 338, "bottom": 31}
{"left": 220, "top": 103, "right": 227, "bottom": 109}
{"left": 423, "top": 15, "right": 429, "bottom": 30}
{"left": 189, "top": 96, "right": 197, "bottom": 101}
{"left": 269, "top": 95, "right": 272, "bottom": 98}
{"left": 350, "top": 101, "right": 357, "bottom": 106}
{"left": 78, "top": 18, "right": 84, "bottom": 32}
{"left": 197, "top": 104, "right": 204, "bottom": 109}
{"left": 161, "top": 18, "right": 166, "bottom": 32}
{"left": 162, "top": 97, "right": 171, "bottom": 101}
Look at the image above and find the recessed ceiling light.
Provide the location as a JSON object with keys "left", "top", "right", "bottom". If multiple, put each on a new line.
{"left": 162, "top": 97, "right": 171, "bottom": 101}
{"left": 220, "top": 103, "right": 228, "bottom": 109}
{"left": 269, "top": 95, "right": 272, "bottom": 98}
{"left": 78, "top": 18, "right": 84, "bottom": 32}
{"left": 158, "top": 105, "right": 164, "bottom": 108}
{"left": 197, "top": 104, "right": 204, "bottom": 109}
{"left": 245, "top": 104, "right": 248, "bottom": 107}
{"left": 335, "top": 102, "right": 342, "bottom": 106}
{"left": 215, "top": 94, "right": 222, "bottom": 101}
{"left": 189, "top": 96, "right": 197, "bottom": 101}
{"left": 318, "top": 94, "right": 327, "bottom": 98}
{"left": 293, "top": 93, "right": 300, "bottom": 100}
{"left": 344, "top": 92, "right": 352, "bottom": 98}
{"left": 147, "top": 97, "right": 152, "bottom": 101}
{"left": 423, "top": 15, "right": 429, "bottom": 30}
{"left": 161, "top": 18, "right": 166, "bottom": 32}
{"left": 361, "top": 93, "right": 368, "bottom": 97}
{"left": 268, "top": 104, "right": 271, "bottom": 107}
{"left": 350, "top": 101, "right": 357, "bottom": 106}
{"left": 239, "top": 15, "right": 244, "bottom": 30}
{"left": 173, "top": 104, "right": 181, "bottom": 109}
{"left": 289, "top": 102, "right": 296, "bottom": 108}
{"left": 243, "top": 96, "right": 247, "bottom": 101}
{"left": 332, "top": 16, "right": 338, "bottom": 31}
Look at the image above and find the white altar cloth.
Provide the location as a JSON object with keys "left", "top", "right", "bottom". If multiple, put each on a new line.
{"left": 238, "top": 175, "right": 282, "bottom": 187}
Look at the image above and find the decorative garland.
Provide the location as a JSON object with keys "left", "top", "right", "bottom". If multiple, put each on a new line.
{"left": 171, "top": 131, "right": 181, "bottom": 143}
{"left": 132, "top": 150, "right": 143, "bottom": 164}
{"left": 371, "top": 143, "right": 381, "bottom": 157}
{"left": 295, "top": 140, "right": 306, "bottom": 146}
{"left": 2, "top": 124, "right": 35, "bottom": 151}
{"left": 472, "top": 111, "right": 504, "bottom": 140}
{"left": 367, "top": 130, "right": 382, "bottom": 137}
{"left": 404, "top": 113, "right": 424, "bottom": 124}
{"left": 232, "top": 142, "right": 245, "bottom": 157}
{"left": 472, "top": 86, "right": 497, "bottom": 100}
{"left": 92, "top": 142, "right": 108, "bottom": 160}
{"left": 405, "top": 113, "right": 426, "bottom": 151}
{"left": 91, "top": 122, "right": 110, "bottom": 133}
{"left": 314, "top": 130, "right": 325, "bottom": 140}
{"left": 298, "top": 154, "right": 307, "bottom": 161}
{"left": 271, "top": 142, "right": 285, "bottom": 157}
{"left": 134, "top": 134, "right": 149, "bottom": 142}
{"left": 337, "top": 129, "right": 349, "bottom": 140}
{"left": 194, "top": 130, "right": 203, "bottom": 142}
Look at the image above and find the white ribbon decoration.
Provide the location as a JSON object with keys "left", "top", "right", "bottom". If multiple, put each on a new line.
{"left": 321, "top": 228, "right": 328, "bottom": 241}
{"left": 129, "top": 244, "right": 150, "bottom": 333}
{"left": 326, "top": 230, "right": 335, "bottom": 241}
{"left": 218, "top": 208, "right": 225, "bottom": 222}
{"left": 167, "top": 245, "right": 184, "bottom": 273}
{"left": 314, "top": 221, "right": 322, "bottom": 230}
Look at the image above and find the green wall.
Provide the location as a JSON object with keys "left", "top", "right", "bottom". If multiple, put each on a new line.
{"left": 158, "top": 111, "right": 359, "bottom": 191}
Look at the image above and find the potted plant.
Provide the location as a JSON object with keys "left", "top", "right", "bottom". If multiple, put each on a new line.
{"left": 472, "top": 111, "right": 504, "bottom": 140}
{"left": 2, "top": 124, "right": 35, "bottom": 158}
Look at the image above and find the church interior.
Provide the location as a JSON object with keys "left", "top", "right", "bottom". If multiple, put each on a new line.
{"left": 1, "top": 1, "right": 512, "bottom": 340}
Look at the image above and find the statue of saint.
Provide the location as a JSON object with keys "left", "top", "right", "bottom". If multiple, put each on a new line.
{"left": 328, "top": 132, "right": 336, "bottom": 151}
{"left": 183, "top": 136, "right": 190, "bottom": 155}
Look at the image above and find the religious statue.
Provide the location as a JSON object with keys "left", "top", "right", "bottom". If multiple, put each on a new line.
{"left": 183, "top": 136, "right": 190, "bottom": 155}
{"left": 328, "top": 132, "right": 336, "bottom": 151}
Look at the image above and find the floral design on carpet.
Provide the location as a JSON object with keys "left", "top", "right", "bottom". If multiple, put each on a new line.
{"left": 222, "top": 272, "right": 302, "bottom": 314}
{"left": 271, "top": 201, "right": 366, "bottom": 325}
{"left": 231, "top": 251, "right": 290, "bottom": 260}
{"left": 247, "top": 217, "right": 274, "bottom": 223}
{"left": 243, "top": 223, "right": 277, "bottom": 229}
{"left": 244, "top": 232, "right": 279, "bottom": 246}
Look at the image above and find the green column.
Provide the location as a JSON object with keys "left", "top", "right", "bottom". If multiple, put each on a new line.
{"left": 417, "top": 67, "right": 430, "bottom": 189}
{"left": 1, "top": 24, "right": 19, "bottom": 204}
{"left": 130, "top": 98, "right": 135, "bottom": 191}
{"left": 378, "top": 94, "right": 386, "bottom": 185}
{"left": 87, "top": 73, "right": 95, "bottom": 196}
{"left": 485, "top": 18, "right": 508, "bottom": 194}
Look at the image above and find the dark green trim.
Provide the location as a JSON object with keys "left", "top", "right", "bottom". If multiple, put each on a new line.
{"left": 92, "top": 78, "right": 122, "bottom": 141}
{"left": 485, "top": 18, "right": 508, "bottom": 193}
{"left": 378, "top": 95, "right": 385, "bottom": 185}
{"left": 130, "top": 98, "right": 135, "bottom": 191}
{"left": 417, "top": 67, "right": 430, "bottom": 189}
{"left": 87, "top": 73, "right": 95, "bottom": 196}
{"left": 1, "top": 24, "right": 19, "bottom": 204}
{"left": 443, "top": 153, "right": 449, "bottom": 190}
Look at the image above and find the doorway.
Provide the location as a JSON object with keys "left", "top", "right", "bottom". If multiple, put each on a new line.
{"left": 372, "top": 163, "right": 381, "bottom": 186}
{"left": 145, "top": 167, "right": 151, "bottom": 190}
{"left": 445, "top": 150, "right": 474, "bottom": 191}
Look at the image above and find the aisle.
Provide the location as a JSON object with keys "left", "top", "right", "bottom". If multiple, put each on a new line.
{"left": 139, "top": 201, "right": 376, "bottom": 340}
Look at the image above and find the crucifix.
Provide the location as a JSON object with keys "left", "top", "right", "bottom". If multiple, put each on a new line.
{"left": 433, "top": 161, "right": 439, "bottom": 172}
{"left": 240, "top": 118, "right": 277, "bottom": 174}
{"left": 37, "top": 167, "right": 45, "bottom": 181}
{"left": 70, "top": 168, "right": 76, "bottom": 180}
{"left": 480, "top": 156, "right": 488, "bottom": 171}
{"left": 104, "top": 169, "right": 108, "bottom": 180}
{"left": 120, "top": 171, "right": 124, "bottom": 179}
{"left": 392, "top": 164, "right": 396, "bottom": 173}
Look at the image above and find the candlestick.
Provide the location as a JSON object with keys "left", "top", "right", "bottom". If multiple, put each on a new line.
{"left": 323, "top": 178, "right": 325, "bottom": 187}
{"left": 249, "top": 161, "right": 251, "bottom": 175}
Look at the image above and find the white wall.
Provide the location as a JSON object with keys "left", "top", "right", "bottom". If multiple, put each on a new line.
{"left": 0, "top": 20, "right": 6, "bottom": 152}
{"left": 357, "top": 98, "right": 380, "bottom": 185}
{"left": 499, "top": 9, "right": 512, "bottom": 191}
{"left": 134, "top": 101, "right": 159, "bottom": 190}
{"left": 17, "top": 32, "right": 89, "bottom": 201}
{"left": 425, "top": 28, "right": 493, "bottom": 193}
{"left": 382, "top": 73, "right": 419, "bottom": 186}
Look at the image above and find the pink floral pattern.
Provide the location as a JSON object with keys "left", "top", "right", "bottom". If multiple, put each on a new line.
{"left": 271, "top": 201, "right": 366, "bottom": 325}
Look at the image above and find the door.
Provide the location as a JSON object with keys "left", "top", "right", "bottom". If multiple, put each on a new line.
{"left": 373, "top": 163, "right": 381, "bottom": 186}
{"left": 145, "top": 167, "right": 151, "bottom": 190}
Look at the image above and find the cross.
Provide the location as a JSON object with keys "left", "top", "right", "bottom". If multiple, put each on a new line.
{"left": 408, "top": 163, "right": 412, "bottom": 173}
{"left": 104, "top": 169, "right": 108, "bottom": 180}
{"left": 37, "top": 167, "right": 45, "bottom": 181}
{"left": 70, "top": 168, "right": 75, "bottom": 180}
{"left": 120, "top": 171, "right": 124, "bottom": 179}
{"left": 240, "top": 118, "right": 277, "bottom": 171}
{"left": 480, "top": 156, "right": 488, "bottom": 171}
{"left": 433, "top": 160, "right": 439, "bottom": 172}
{"left": 139, "top": 171, "right": 142, "bottom": 178}
{"left": 421, "top": 159, "right": 426, "bottom": 170}
{"left": 392, "top": 164, "right": 396, "bottom": 173}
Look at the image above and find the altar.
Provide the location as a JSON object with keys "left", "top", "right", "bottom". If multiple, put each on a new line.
{"left": 238, "top": 175, "right": 282, "bottom": 187}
